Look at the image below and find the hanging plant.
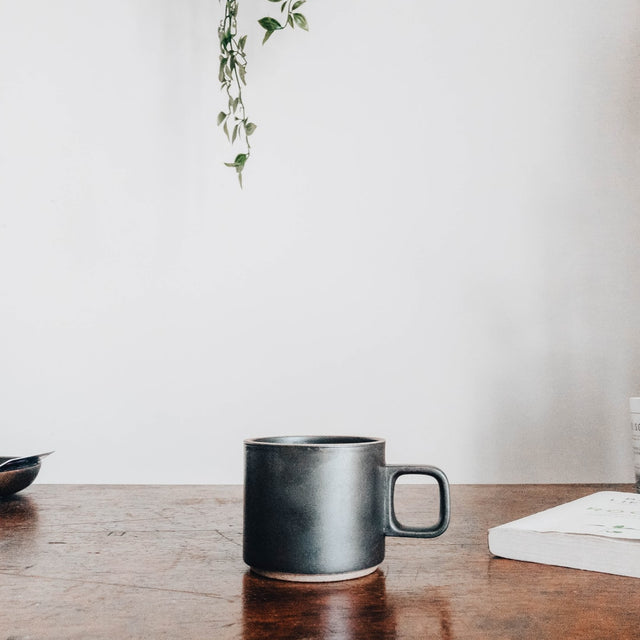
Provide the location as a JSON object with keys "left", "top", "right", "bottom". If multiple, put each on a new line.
{"left": 217, "top": 0, "right": 309, "bottom": 187}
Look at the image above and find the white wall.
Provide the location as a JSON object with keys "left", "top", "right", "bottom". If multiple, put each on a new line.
{"left": 1, "top": 0, "right": 640, "bottom": 484}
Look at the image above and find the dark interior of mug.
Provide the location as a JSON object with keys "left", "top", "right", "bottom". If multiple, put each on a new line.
{"left": 248, "top": 436, "right": 382, "bottom": 446}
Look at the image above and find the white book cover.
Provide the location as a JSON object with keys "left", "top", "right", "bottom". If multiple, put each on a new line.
{"left": 488, "top": 491, "right": 640, "bottom": 578}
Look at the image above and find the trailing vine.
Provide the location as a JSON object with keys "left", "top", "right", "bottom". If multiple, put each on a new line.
{"left": 218, "top": 0, "right": 309, "bottom": 187}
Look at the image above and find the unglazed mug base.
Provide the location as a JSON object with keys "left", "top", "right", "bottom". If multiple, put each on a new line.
{"left": 250, "top": 564, "right": 380, "bottom": 583}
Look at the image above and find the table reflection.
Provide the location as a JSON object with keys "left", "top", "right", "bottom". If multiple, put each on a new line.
{"left": 0, "top": 495, "right": 39, "bottom": 562}
{"left": 0, "top": 494, "right": 38, "bottom": 528}
{"left": 242, "top": 568, "right": 453, "bottom": 639}
{"left": 242, "top": 569, "right": 396, "bottom": 639}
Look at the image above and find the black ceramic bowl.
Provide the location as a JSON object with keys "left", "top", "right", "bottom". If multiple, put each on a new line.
{"left": 0, "top": 457, "right": 42, "bottom": 497}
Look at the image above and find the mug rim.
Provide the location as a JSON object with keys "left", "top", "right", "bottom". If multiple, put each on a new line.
{"left": 245, "top": 435, "right": 384, "bottom": 447}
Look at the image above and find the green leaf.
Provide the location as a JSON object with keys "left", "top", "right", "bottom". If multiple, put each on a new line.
{"left": 223, "top": 120, "right": 230, "bottom": 140}
{"left": 291, "top": 0, "right": 305, "bottom": 10}
{"left": 232, "top": 124, "right": 239, "bottom": 143}
{"left": 258, "top": 17, "right": 283, "bottom": 31}
{"left": 238, "top": 35, "right": 247, "bottom": 50}
{"left": 224, "top": 153, "right": 248, "bottom": 169}
{"left": 238, "top": 65, "right": 247, "bottom": 85}
{"left": 220, "top": 30, "right": 232, "bottom": 48}
{"left": 293, "top": 13, "right": 308, "bottom": 30}
{"left": 245, "top": 122, "right": 257, "bottom": 135}
{"left": 267, "top": 0, "right": 281, "bottom": 2}
{"left": 262, "top": 29, "right": 274, "bottom": 44}
{"left": 217, "top": 111, "right": 227, "bottom": 126}
{"left": 287, "top": 14, "right": 293, "bottom": 28}
{"left": 234, "top": 153, "right": 248, "bottom": 170}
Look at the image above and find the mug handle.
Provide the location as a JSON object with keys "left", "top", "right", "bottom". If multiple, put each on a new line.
{"left": 384, "top": 465, "right": 450, "bottom": 538}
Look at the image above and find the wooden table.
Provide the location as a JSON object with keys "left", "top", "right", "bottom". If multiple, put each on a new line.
{"left": 1, "top": 484, "right": 639, "bottom": 639}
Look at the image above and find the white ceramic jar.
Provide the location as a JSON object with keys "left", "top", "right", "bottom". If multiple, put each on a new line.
{"left": 630, "top": 398, "right": 640, "bottom": 492}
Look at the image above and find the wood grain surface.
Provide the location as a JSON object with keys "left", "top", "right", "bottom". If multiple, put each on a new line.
{"left": 1, "top": 483, "right": 639, "bottom": 639}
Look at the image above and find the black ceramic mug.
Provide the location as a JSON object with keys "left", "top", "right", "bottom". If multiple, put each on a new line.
{"left": 243, "top": 436, "right": 450, "bottom": 582}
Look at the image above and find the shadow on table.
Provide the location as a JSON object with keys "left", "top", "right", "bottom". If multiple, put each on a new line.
{"left": 242, "top": 569, "right": 452, "bottom": 639}
{"left": 486, "top": 556, "right": 640, "bottom": 638}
